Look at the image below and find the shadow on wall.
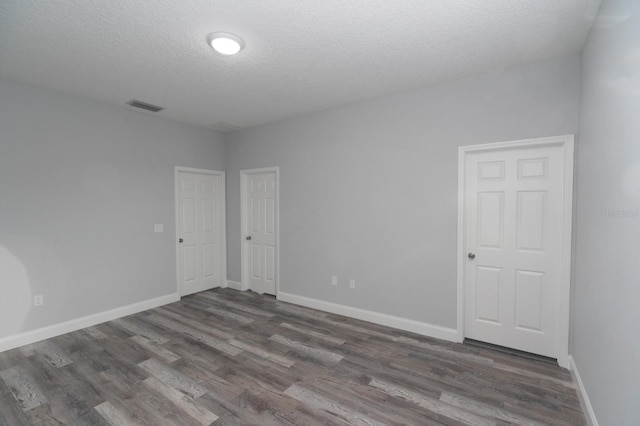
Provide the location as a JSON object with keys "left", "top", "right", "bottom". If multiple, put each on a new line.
{"left": 0, "top": 236, "right": 68, "bottom": 340}
{"left": 0, "top": 246, "right": 31, "bottom": 337}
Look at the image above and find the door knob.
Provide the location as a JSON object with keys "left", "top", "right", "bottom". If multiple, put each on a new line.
{"left": 246, "top": 236, "right": 252, "bottom": 240}
{"left": 468, "top": 252, "right": 476, "bottom": 259}
{"left": 179, "top": 238, "right": 183, "bottom": 243}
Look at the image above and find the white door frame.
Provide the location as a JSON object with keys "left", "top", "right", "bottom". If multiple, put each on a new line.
{"left": 240, "top": 167, "right": 280, "bottom": 295}
{"left": 456, "top": 135, "right": 574, "bottom": 368}
{"left": 175, "top": 166, "right": 227, "bottom": 296}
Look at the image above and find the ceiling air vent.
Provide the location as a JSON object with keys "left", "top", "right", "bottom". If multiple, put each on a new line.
{"left": 126, "top": 99, "right": 165, "bottom": 113}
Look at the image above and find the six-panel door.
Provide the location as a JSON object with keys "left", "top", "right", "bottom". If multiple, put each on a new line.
{"left": 245, "top": 172, "right": 277, "bottom": 295}
{"left": 464, "top": 145, "right": 563, "bottom": 358}
{"left": 178, "top": 171, "right": 224, "bottom": 296}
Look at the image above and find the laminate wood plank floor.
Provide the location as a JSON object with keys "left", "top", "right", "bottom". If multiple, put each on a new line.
{"left": 0, "top": 289, "right": 586, "bottom": 425}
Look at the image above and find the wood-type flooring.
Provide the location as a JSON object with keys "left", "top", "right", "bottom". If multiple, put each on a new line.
{"left": 0, "top": 288, "right": 586, "bottom": 425}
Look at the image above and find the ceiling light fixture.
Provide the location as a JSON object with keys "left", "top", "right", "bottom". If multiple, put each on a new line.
{"left": 207, "top": 32, "right": 245, "bottom": 55}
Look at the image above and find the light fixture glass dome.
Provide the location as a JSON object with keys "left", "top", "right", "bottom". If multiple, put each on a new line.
{"left": 207, "top": 32, "right": 245, "bottom": 55}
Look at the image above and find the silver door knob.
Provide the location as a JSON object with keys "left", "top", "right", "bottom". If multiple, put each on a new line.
{"left": 468, "top": 253, "right": 476, "bottom": 259}
{"left": 246, "top": 236, "right": 252, "bottom": 240}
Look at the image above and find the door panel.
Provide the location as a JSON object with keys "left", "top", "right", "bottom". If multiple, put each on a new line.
{"left": 202, "top": 199, "right": 215, "bottom": 233}
{"left": 251, "top": 243, "right": 262, "bottom": 279}
{"left": 177, "top": 171, "right": 224, "bottom": 296}
{"left": 464, "top": 145, "right": 563, "bottom": 358}
{"left": 183, "top": 246, "right": 197, "bottom": 282}
{"left": 243, "top": 170, "right": 277, "bottom": 295}
{"left": 477, "top": 192, "right": 504, "bottom": 248}
{"left": 514, "top": 270, "right": 544, "bottom": 332}
{"left": 516, "top": 191, "right": 547, "bottom": 251}
{"left": 265, "top": 245, "right": 276, "bottom": 282}
{"left": 202, "top": 243, "right": 215, "bottom": 278}
{"left": 251, "top": 198, "right": 262, "bottom": 233}
{"left": 475, "top": 266, "right": 501, "bottom": 324}
{"left": 265, "top": 198, "right": 276, "bottom": 234}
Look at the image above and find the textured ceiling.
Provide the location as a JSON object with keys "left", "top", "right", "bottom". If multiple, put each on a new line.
{"left": 0, "top": 0, "right": 601, "bottom": 131}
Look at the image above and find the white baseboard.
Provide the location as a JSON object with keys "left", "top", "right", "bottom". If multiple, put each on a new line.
{"left": 0, "top": 293, "right": 180, "bottom": 353}
{"left": 569, "top": 355, "right": 599, "bottom": 426}
{"left": 277, "top": 292, "right": 458, "bottom": 342}
{"left": 225, "top": 280, "right": 245, "bottom": 291}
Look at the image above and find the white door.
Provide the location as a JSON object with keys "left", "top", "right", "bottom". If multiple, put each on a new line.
{"left": 176, "top": 169, "right": 225, "bottom": 297}
{"left": 242, "top": 169, "right": 278, "bottom": 295}
{"left": 463, "top": 140, "right": 570, "bottom": 358}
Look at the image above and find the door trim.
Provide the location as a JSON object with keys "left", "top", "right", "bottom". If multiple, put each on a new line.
{"left": 175, "top": 166, "right": 227, "bottom": 297}
{"left": 456, "top": 135, "right": 574, "bottom": 368}
{"left": 240, "top": 167, "right": 280, "bottom": 295}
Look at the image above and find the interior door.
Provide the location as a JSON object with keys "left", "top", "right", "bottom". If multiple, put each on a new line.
{"left": 464, "top": 144, "right": 564, "bottom": 358}
{"left": 243, "top": 170, "right": 277, "bottom": 295}
{"left": 177, "top": 170, "right": 224, "bottom": 297}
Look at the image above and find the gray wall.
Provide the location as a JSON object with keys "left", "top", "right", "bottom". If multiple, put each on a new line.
{"left": 226, "top": 55, "right": 580, "bottom": 328}
{"left": 0, "top": 76, "right": 225, "bottom": 339}
{"left": 573, "top": 0, "right": 640, "bottom": 424}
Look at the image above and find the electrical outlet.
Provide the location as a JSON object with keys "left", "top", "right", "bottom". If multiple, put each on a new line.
{"left": 331, "top": 276, "right": 338, "bottom": 286}
{"left": 154, "top": 224, "right": 164, "bottom": 233}
{"left": 349, "top": 279, "right": 356, "bottom": 289}
{"left": 34, "top": 294, "right": 44, "bottom": 306}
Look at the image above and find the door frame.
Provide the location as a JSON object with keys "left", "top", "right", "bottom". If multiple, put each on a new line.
{"left": 456, "top": 135, "right": 574, "bottom": 368}
{"left": 175, "top": 166, "right": 227, "bottom": 297}
{"left": 240, "top": 167, "right": 280, "bottom": 295}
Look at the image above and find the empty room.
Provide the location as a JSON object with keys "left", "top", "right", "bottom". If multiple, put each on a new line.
{"left": 0, "top": 0, "right": 637, "bottom": 425}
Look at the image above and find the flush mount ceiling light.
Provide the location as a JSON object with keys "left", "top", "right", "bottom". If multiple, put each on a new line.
{"left": 207, "top": 32, "right": 245, "bottom": 55}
